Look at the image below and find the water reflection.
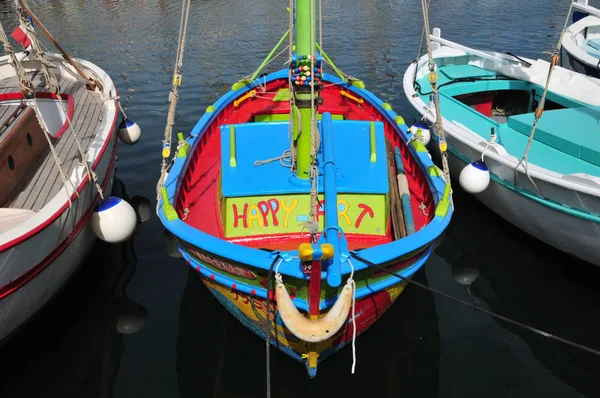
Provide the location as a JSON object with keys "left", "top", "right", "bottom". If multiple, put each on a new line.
{"left": 176, "top": 265, "right": 440, "bottom": 398}
{"left": 436, "top": 187, "right": 600, "bottom": 398}
{"left": 0, "top": 178, "right": 148, "bottom": 398}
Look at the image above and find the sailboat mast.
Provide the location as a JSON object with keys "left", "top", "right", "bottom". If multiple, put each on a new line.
{"left": 294, "top": 0, "right": 318, "bottom": 179}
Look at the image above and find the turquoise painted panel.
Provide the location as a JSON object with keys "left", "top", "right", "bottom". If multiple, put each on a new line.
{"left": 432, "top": 91, "right": 600, "bottom": 177}
{"left": 437, "top": 92, "right": 500, "bottom": 138}
{"left": 586, "top": 38, "right": 600, "bottom": 51}
{"left": 435, "top": 79, "right": 530, "bottom": 97}
{"left": 420, "top": 65, "right": 584, "bottom": 109}
{"left": 220, "top": 120, "right": 390, "bottom": 197}
{"left": 507, "top": 107, "right": 600, "bottom": 166}
{"left": 439, "top": 64, "right": 496, "bottom": 80}
{"left": 507, "top": 111, "right": 580, "bottom": 158}
{"left": 583, "top": 43, "right": 600, "bottom": 59}
{"left": 582, "top": 145, "right": 600, "bottom": 167}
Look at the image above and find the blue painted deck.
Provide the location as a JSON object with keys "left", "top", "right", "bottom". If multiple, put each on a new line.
{"left": 417, "top": 65, "right": 600, "bottom": 177}
{"left": 220, "top": 120, "right": 389, "bottom": 197}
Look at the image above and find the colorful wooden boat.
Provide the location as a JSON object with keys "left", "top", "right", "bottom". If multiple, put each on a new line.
{"left": 562, "top": 0, "right": 600, "bottom": 78}
{"left": 158, "top": 1, "right": 452, "bottom": 377}
{"left": 0, "top": 2, "right": 140, "bottom": 344}
{"left": 403, "top": 27, "right": 600, "bottom": 268}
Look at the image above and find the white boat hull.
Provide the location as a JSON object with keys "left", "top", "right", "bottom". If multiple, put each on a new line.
{"left": 564, "top": 50, "right": 600, "bottom": 78}
{"left": 430, "top": 141, "right": 600, "bottom": 267}
{"left": 0, "top": 214, "right": 97, "bottom": 343}
{"left": 403, "top": 28, "right": 600, "bottom": 268}
{"left": 0, "top": 133, "right": 117, "bottom": 344}
{"left": 562, "top": 15, "right": 600, "bottom": 78}
{"left": 0, "top": 43, "right": 124, "bottom": 344}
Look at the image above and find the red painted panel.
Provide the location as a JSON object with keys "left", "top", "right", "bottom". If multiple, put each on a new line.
{"left": 227, "top": 232, "right": 391, "bottom": 251}
{"left": 455, "top": 92, "right": 496, "bottom": 117}
{"left": 308, "top": 259, "right": 321, "bottom": 316}
{"left": 177, "top": 78, "right": 435, "bottom": 247}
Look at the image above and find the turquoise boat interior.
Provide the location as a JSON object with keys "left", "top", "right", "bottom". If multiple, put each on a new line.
{"left": 583, "top": 37, "right": 600, "bottom": 59}
{"left": 415, "top": 63, "right": 600, "bottom": 177}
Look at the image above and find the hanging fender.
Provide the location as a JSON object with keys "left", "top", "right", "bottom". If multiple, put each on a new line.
{"left": 275, "top": 274, "right": 354, "bottom": 343}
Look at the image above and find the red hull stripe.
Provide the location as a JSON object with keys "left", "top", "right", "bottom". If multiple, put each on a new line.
{"left": 0, "top": 98, "right": 119, "bottom": 253}
{"left": 0, "top": 135, "right": 118, "bottom": 300}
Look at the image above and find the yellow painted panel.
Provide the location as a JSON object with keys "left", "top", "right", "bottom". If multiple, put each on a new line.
{"left": 224, "top": 194, "right": 388, "bottom": 238}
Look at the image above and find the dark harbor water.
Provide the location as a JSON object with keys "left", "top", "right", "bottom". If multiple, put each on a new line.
{"left": 0, "top": 0, "right": 599, "bottom": 397}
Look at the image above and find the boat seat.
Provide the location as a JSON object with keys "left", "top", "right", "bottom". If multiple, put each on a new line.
{"left": 0, "top": 208, "right": 35, "bottom": 233}
{"left": 507, "top": 107, "right": 600, "bottom": 166}
{"left": 219, "top": 118, "right": 390, "bottom": 238}
{"left": 220, "top": 120, "right": 389, "bottom": 197}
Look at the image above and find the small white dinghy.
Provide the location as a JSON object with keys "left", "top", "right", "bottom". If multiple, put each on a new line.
{"left": 403, "top": 27, "right": 600, "bottom": 267}
{"left": 0, "top": 1, "right": 140, "bottom": 344}
{"left": 562, "top": 0, "right": 600, "bottom": 78}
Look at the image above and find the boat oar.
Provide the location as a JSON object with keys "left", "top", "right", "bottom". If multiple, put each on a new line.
{"left": 386, "top": 138, "right": 406, "bottom": 239}
{"left": 394, "top": 147, "right": 416, "bottom": 236}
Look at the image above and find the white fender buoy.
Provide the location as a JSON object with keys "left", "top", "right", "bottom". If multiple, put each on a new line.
{"left": 410, "top": 122, "right": 431, "bottom": 145}
{"left": 275, "top": 275, "right": 353, "bottom": 343}
{"left": 118, "top": 119, "right": 142, "bottom": 145}
{"left": 459, "top": 159, "right": 490, "bottom": 194}
{"left": 91, "top": 196, "right": 137, "bottom": 243}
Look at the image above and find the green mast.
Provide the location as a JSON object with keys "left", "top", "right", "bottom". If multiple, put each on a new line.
{"left": 294, "top": 0, "right": 317, "bottom": 179}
